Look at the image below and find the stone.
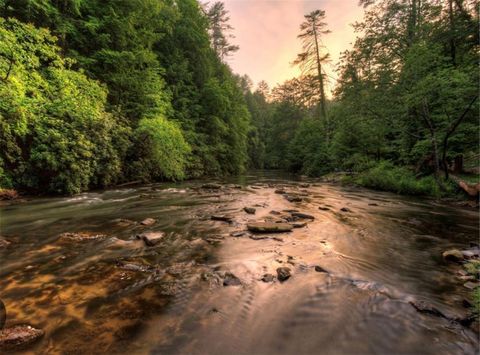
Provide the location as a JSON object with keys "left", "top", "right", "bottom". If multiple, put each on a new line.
{"left": 298, "top": 183, "right": 310, "bottom": 188}
{"left": 231, "top": 231, "right": 248, "bottom": 237}
{"left": 291, "top": 212, "right": 315, "bottom": 220}
{"left": 285, "top": 195, "right": 302, "bottom": 202}
{"left": 276, "top": 267, "right": 291, "bottom": 282}
{"left": 0, "top": 325, "right": 44, "bottom": 350}
{"left": 201, "top": 183, "right": 222, "bottom": 189}
{"left": 261, "top": 274, "right": 275, "bottom": 282}
{"left": 211, "top": 215, "right": 233, "bottom": 223}
{"left": 249, "top": 235, "right": 269, "bottom": 240}
{"left": 442, "top": 249, "right": 464, "bottom": 263}
{"left": 140, "top": 218, "right": 156, "bottom": 226}
{"left": 368, "top": 203, "right": 379, "bottom": 206}
{"left": 136, "top": 232, "right": 164, "bottom": 246}
{"left": 314, "top": 265, "right": 328, "bottom": 273}
{"left": 223, "top": 272, "right": 242, "bottom": 286}
{"left": 340, "top": 207, "right": 351, "bottom": 212}
{"left": 59, "top": 232, "right": 107, "bottom": 242}
{"left": 247, "top": 222, "right": 293, "bottom": 233}
{"left": 318, "top": 207, "right": 330, "bottom": 211}
{"left": 274, "top": 189, "right": 286, "bottom": 194}
{"left": 292, "top": 222, "right": 307, "bottom": 228}
{"left": 243, "top": 207, "right": 256, "bottom": 214}
{"left": 270, "top": 210, "right": 281, "bottom": 215}
{"left": 463, "top": 281, "right": 480, "bottom": 290}
{"left": 116, "top": 261, "right": 154, "bottom": 273}
{"left": 409, "top": 301, "right": 445, "bottom": 318}
{"left": 0, "top": 237, "right": 11, "bottom": 248}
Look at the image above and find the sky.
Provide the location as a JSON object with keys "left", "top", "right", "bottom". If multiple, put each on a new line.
{"left": 222, "top": 0, "right": 365, "bottom": 93}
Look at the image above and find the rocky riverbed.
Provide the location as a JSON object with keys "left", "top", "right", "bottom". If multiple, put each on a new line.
{"left": 0, "top": 171, "right": 478, "bottom": 354}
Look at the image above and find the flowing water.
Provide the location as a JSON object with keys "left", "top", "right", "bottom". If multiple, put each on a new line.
{"left": 0, "top": 171, "right": 478, "bottom": 354}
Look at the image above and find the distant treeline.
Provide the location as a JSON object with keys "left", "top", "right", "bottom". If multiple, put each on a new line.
{"left": 243, "top": 0, "right": 478, "bottom": 196}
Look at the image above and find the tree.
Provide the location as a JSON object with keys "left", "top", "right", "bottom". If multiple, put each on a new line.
{"left": 293, "top": 10, "right": 330, "bottom": 122}
{"left": 206, "top": 2, "right": 239, "bottom": 60}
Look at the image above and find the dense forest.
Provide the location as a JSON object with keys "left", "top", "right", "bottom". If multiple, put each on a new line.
{"left": 0, "top": 0, "right": 478, "bottom": 196}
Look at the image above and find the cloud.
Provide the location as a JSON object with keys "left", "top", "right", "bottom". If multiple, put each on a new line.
{"left": 222, "top": 0, "right": 364, "bottom": 91}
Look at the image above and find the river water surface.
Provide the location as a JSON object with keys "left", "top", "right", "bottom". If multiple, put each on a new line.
{"left": 0, "top": 171, "right": 479, "bottom": 354}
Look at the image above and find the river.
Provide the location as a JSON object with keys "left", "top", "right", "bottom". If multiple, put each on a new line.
{"left": 0, "top": 171, "right": 478, "bottom": 354}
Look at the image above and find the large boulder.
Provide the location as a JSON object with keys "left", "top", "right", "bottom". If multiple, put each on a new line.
{"left": 247, "top": 222, "right": 293, "bottom": 233}
{"left": 0, "top": 325, "right": 44, "bottom": 350}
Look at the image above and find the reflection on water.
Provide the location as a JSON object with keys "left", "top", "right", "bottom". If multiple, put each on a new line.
{"left": 0, "top": 171, "right": 478, "bottom": 354}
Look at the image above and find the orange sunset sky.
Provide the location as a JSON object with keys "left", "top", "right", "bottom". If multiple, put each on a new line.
{"left": 222, "top": 0, "right": 365, "bottom": 93}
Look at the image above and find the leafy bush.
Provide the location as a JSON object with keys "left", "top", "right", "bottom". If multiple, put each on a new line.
{"left": 353, "top": 161, "right": 443, "bottom": 197}
{"left": 131, "top": 116, "right": 191, "bottom": 181}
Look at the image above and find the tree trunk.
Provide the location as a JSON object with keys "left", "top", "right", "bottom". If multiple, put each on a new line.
{"left": 448, "top": 0, "right": 456, "bottom": 66}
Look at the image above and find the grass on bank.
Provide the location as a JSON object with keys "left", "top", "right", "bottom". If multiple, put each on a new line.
{"left": 341, "top": 161, "right": 458, "bottom": 198}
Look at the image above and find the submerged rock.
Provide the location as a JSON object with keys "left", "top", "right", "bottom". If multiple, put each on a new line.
{"left": 140, "top": 218, "right": 156, "bottom": 226}
{"left": 291, "top": 212, "right": 315, "bottom": 220}
{"left": 285, "top": 195, "right": 302, "bottom": 202}
{"left": 211, "top": 215, "right": 233, "bottom": 223}
{"left": 59, "top": 232, "right": 107, "bottom": 242}
{"left": 276, "top": 267, "right": 291, "bottom": 282}
{"left": 0, "top": 237, "right": 11, "bottom": 248}
{"left": 274, "top": 189, "right": 286, "bottom": 194}
{"left": 261, "top": 273, "right": 275, "bottom": 282}
{"left": 247, "top": 222, "right": 293, "bottom": 233}
{"left": 442, "top": 249, "right": 464, "bottom": 263}
{"left": 292, "top": 222, "right": 307, "bottom": 228}
{"left": 314, "top": 265, "right": 329, "bottom": 273}
{"left": 231, "top": 231, "right": 248, "bottom": 237}
{"left": 223, "top": 272, "right": 242, "bottom": 286}
{"left": 318, "top": 207, "right": 330, "bottom": 211}
{"left": 201, "top": 183, "right": 222, "bottom": 189}
{"left": 243, "top": 207, "right": 256, "bottom": 214}
{"left": 116, "top": 260, "right": 155, "bottom": 273}
{"left": 340, "top": 207, "right": 351, "bottom": 212}
{"left": 409, "top": 301, "right": 445, "bottom": 318}
{"left": 136, "top": 232, "right": 164, "bottom": 246}
{"left": 0, "top": 325, "right": 44, "bottom": 350}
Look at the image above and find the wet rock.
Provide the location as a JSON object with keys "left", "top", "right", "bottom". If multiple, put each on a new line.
{"left": 291, "top": 212, "right": 315, "bottom": 220}
{"left": 59, "top": 232, "right": 107, "bottom": 242}
{"left": 270, "top": 210, "right": 281, "bottom": 215}
{"left": 0, "top": 300, "right": 5, "bottom": 329}
{"left": 442, "top": 249, "right": 464, "bottom": 263}
{"left": 276, "top": 267, "right": 291, "bottom": 282}
{"left": 0, "top": 325, "right": 44, "bottom": 350}
{"left": 249, "top": 235, "right": 270, "bottom": 240}
{"left": 283, "top": 209, "right": 299, "bottom": 213}
{"left": 116, "top": 261, "right": 155, "bottom": 273}
{"left": 368, "top": 203, "right": 379, "bottom": 206}
{"left": 140, "top": 218, "right": 156, "bottom": 226}
{"left": 298, "top": 183, "right": 310, "bottom": 188}
{"left": 314, "top": 265, "right": 329, "bottom": 273}
{"left": 211, "top": 215, "right": 233, "bottom": 223}
{"left": 340, "top": 207, "right": 351, "bottom": 212}
{"left": 318, "top": 207, "right": 330, "bottom": 211}
{"left": 0, "top": 237, "right": 11, "bottom": 248}
{"left": 250, "top": 185, "right": 262, "bottom": 190}
{"left": 274, "top": 189, "right": 286, "bottom": 194}
{"left": 231, "top": 231, "right": 248, "bottom": 238}
{"left": 461, "top": 247, "right": 480, "bottom": 259}
{"left": 247, "top": 222, "right": 293, "bottom": 233}
{"left": 261, "top": 273, "right": 275, "bottom": 282}
{"left": 272, "top": 237, "right": 284, "bottom": 242}
{"left": 114, "top": 218, "right": 136, "bottom": 227}
{"left": 136, "top": 232, "right": 164, "bottom": 246}
{"left": 409, "top": 301, "right": 445, "bottom": 318}
{"left": 201, "top": 183, "right": 222, "bottom": 189}
{"left": 463, "top": 281, "right": 480, "bottom": 290}
{"left": 243, "top": 207, "right": 256, "bottom": 214}
{"left": 285, "top": 195, "right": 302, "bottom": 202}
{"left": 223, "top": 272, "right": 242, "bottom": 286}
{"left": 292, "top": 222, "right": 307, "bottom": 228}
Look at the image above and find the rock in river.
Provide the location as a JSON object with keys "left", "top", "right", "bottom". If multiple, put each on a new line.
{"left": 0, "top": 325, "right": 44, "bottom": 350}
{"left": 261, "top": 273, "right": 275, "bottom": 282}
{"left": 223, "top": 272, "right": 242, "bottom": 286}
{"left": 340, "top": 207, "right": 351, "bottom": 213}
{"left": 442, "top": 249, "right": 464, "bottom": 263}
{"left": 140, "top": 218, "right": 156, "bottom": 226}
{"left": 291, "top": 212, "right": 315, "bottom": 220}
{"left": 0, "top": 299, "right": 5, "bottom": 329}
{"left": 276, "top": 267, "right": 291, "bottom": 282}
{"left": 0, "top": 237, "right": 11, "bottom": 248}
{"left": 59, "top": 232, "right": 107, "bottom": 242}
{"left": 247, "top": 222, "right": 293, "bottom": 233}
{"left": 136, "top": 232, "right": 165, "bottom": 246}
{"left": 243, "top": 207, "right": 256, "bottom": 214}
{"left": 211, "top": 215, "right": 233, "bottom": 223}
{"left": 201, "top": 183, "right": 222, "bottom": 190}
{"left": 314, "top": 265, "right": 329, "bottom": 273}
{"left": 285, "top": 195, "right": 302, "bottom": 203}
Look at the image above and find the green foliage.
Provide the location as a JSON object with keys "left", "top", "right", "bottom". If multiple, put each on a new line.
{"left": 131, "top": 116, "right": 190, "bottom": 181}
{"left": 473, "top": 287, "right": 480, "bottom": 317}
{"left": 352, "top": 161, "right": 444, "bottom": 196}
